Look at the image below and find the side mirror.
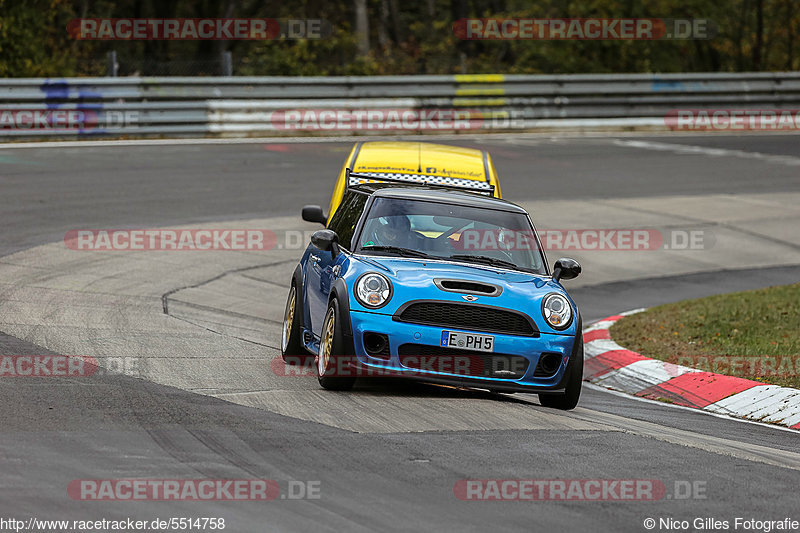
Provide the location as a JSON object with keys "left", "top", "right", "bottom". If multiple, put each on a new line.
{"left": 311, "top": 229, "right": 340, "bottom": 258}
{"left": 302, "top": 205, "right": 327, "bottom": 225}
{"left": 552, "top": 257, "right": 581, "bottom": 282}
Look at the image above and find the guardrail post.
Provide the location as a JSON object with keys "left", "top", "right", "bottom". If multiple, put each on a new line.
{"left": 221, "top": 51, "right": 233, "bottom": 77}
{"left": 106, "top": 51, "right": 118, "bottom": 77}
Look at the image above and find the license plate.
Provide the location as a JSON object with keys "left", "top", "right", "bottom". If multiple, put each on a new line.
{"left": 440, "top": 330, "right": 495, "bottom": 353}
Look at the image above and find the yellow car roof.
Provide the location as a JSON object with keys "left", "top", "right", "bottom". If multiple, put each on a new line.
{"left": 352, "top": 141, "right": 488, "bottom": 182}
{"left": 326, "top": 141, "right": 502, "bottom": 219}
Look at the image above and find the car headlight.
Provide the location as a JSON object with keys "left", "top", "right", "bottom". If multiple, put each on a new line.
{"left": 541, "top": 293, "right": 572, "bottom": 330}
{"left": 355, "top": 273, "right": 393, "bottom": 309}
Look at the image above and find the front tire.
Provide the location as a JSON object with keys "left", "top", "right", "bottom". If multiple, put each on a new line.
{"left": 538, "top": 338, "right": 583, "bottom": 410}
{"left": 316, "top": 298, "right": 356, "bottom": 391}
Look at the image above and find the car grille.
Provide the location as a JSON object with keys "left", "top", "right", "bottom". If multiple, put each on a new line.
{"left": 397, "top": 344, "right": 529, "bottom": 379}
{"left": 394, "top": 302, "right": 537, "bottom": 336}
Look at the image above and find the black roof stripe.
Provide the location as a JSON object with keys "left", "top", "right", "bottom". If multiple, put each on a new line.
{"left": 372, "top": 187, "right": 525, "bottom": 213}
{"left": 350, "top": 141, "right": 363, "bottom": 168}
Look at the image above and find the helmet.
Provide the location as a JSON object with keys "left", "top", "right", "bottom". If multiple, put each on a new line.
{"left": 375, "top": 215, "right": 411, "bottom": 247}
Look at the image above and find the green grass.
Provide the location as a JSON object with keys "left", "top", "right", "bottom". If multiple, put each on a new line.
{"left": 610, "top": 283, "right": 800, "bottom": 389}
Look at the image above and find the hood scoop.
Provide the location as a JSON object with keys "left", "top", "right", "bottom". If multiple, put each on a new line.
{"left": 434, "top": 278, "right": 502, "bottom": 297}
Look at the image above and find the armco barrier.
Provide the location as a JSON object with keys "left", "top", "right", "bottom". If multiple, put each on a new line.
{"left": 1, "top": 72, "right": 799, "bottom": 138}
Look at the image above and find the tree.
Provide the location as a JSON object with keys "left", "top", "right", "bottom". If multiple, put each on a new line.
{"left": 354, "top": 0, "right": 369, "bottom": 57}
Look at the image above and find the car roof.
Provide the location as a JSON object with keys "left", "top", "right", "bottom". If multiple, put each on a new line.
{"left": 353, "top": 141, "right": 488, "bottom": 182}
{"left": 366, "top": 186, "right": 527, "bottom": 214}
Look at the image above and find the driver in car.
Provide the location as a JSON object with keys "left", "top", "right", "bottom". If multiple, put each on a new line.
{"left": 373, "top": 215, "right": 413, "bottom": 248}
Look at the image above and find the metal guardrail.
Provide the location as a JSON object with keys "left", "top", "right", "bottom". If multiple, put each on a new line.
{"left": 1, "top": 72, "right": 799, "bottom": 138}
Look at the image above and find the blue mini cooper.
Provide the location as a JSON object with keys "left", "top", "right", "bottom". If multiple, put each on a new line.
{"left": 281, "top": 171, "right": 583, "bottom": 409}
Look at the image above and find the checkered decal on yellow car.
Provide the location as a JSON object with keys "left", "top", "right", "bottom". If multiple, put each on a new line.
{"left": 349, "top": 172, "right": 494, "bottom": 194}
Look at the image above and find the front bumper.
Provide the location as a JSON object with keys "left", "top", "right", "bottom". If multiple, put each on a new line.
{"left": 347, "top": 309, "right": 579, "bottom": 392}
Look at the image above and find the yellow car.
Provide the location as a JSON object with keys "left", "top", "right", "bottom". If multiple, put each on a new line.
{"left": 326, "top": 141, "right": 502, "bottom": 219}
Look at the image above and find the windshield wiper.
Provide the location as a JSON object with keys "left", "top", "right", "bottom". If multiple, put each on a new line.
{"left": 361, "top": 245, "right": 430, "bottom": 258}
{"left": 448, "top": 254, "right": 520, "bottom": 271}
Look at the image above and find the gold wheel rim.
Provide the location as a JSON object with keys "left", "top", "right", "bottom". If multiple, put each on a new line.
{"left": 318, "top": 309, "right": 335, "bottom": 376}
{"left": 282, "top": 287, "right": 296, "bottom": 352}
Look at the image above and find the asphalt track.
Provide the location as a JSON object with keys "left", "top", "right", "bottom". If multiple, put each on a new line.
{"left": 0, "top": 134, "right": 799, "bottom": 532}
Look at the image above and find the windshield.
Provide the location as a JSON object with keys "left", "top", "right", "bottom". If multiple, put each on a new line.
{"left": 357, "top": 197, "right": 547, "bottom": 275}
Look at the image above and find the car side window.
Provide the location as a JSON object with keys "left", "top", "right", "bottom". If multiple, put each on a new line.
{"left": 327, "top": 191, "right": 368, "bottom": 250}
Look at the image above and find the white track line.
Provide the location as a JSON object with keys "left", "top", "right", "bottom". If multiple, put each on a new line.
{"left": 614, "top": 139, "right": 800, "bottom": 166}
